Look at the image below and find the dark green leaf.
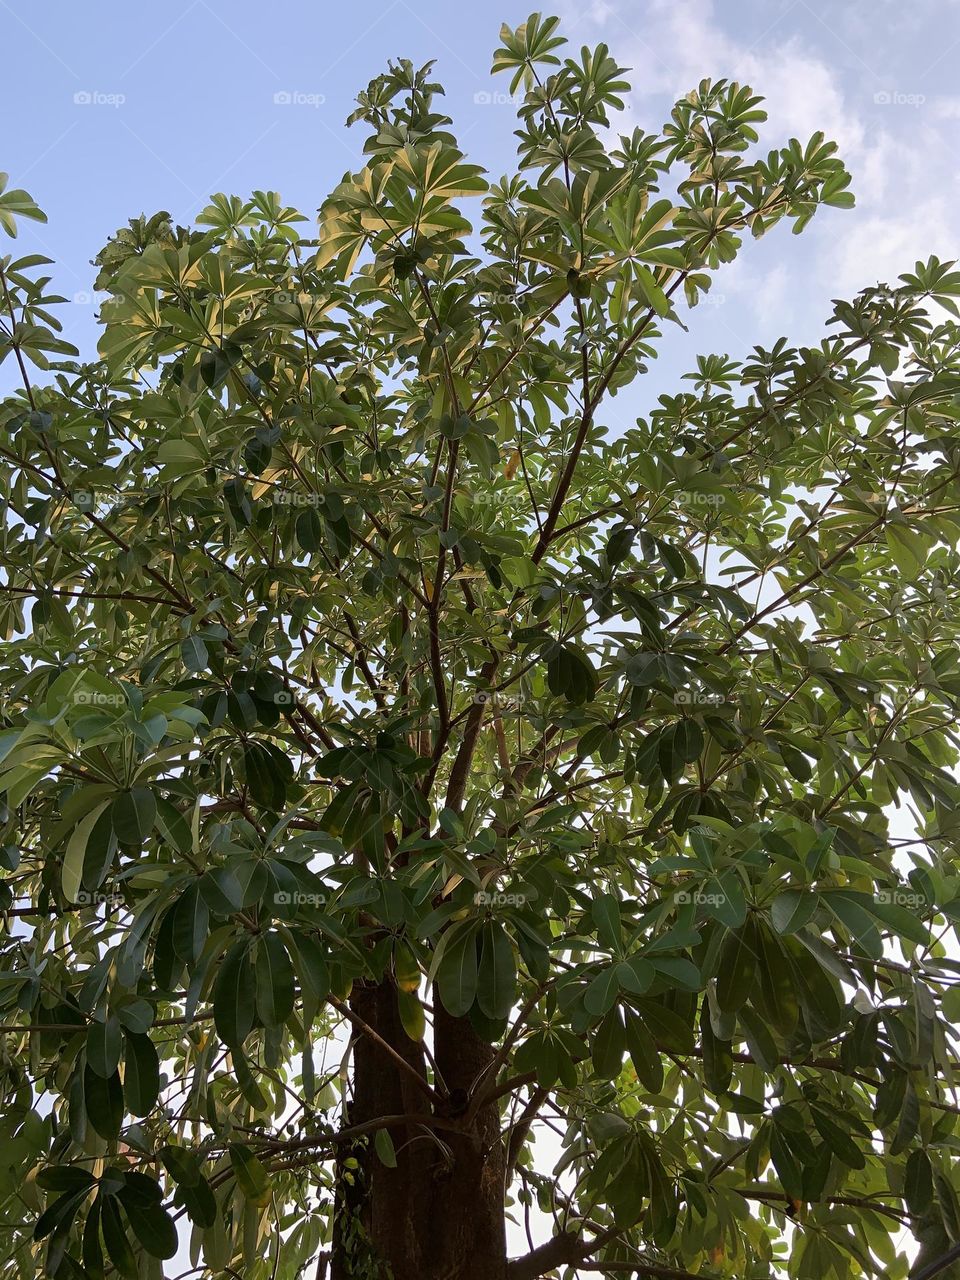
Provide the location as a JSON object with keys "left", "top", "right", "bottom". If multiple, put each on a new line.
{"left": 86, "top": 1014, "right": 122, "bottom": 1079}
{"left": 476, "top": 920, "right": 516, "bottom": 1020}
{"left": 83, "top": 1065, "right": 123, "bottom": 1140}
{"left": 111, "top": 787, "right": 156, "bottom": 845}
{"left": 254, "top": 930, "right": 296, "bottom": 1026}
{"left": 123, "top": 1032, "right": 160, "bottom": 1116}
{"left": 213, "top": 940, "right": 256, "bottom": 1047}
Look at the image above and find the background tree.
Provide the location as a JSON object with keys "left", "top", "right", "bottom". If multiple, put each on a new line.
{"left": 2, "top": 13, "right": 960, "bottom": 1280}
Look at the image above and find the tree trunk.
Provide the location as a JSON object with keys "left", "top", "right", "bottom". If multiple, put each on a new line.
{"left": 331, "top": 979, "right": 507, "bottom": 1280}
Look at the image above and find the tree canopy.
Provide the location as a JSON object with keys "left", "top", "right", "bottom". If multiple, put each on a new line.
{"left": 2, "top": 12, "right": 960, "bottom": 1280}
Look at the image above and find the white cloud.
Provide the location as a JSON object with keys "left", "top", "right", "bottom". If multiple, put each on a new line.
{"left": 565, "top": 0, "right": 960, "bottom": 318}
{"left": 579, "top": 0, "right": 865, "bottom": 153}
{"left": 806, "top": 111, "right": 956, "bottom": 297}
{"left": 821, "top": 188, "right": 955, "bottom": 298}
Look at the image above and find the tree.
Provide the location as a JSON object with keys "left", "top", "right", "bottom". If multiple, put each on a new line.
{"left": 2, "top": 11, "right": 960, "bottom": 1279}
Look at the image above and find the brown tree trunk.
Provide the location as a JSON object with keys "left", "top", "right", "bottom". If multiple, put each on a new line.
{"left": 331, "top": 979, "right": 507, "bottom": 1280}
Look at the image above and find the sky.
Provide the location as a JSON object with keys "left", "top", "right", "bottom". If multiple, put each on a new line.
{"left": 1, "top": 0, "right": 959, "bottom": 412}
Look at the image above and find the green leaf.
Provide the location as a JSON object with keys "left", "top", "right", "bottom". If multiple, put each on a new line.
{"left": 866, "top": 894, "right": 929, "bottom": 946}
{"left": 86, "top": 1014, "right": 122, "bottom": 1078}
{"left": 397, "top": 987, "right": 426, "bottom": 1042}
{"left": 715, "top": 917, "right": 759, "bottom": 1013}
{"left": 811, "top": 1105, "right": 865, "bottom": 1169}
{"left": 605, "top": 524, "right": 635, "bottom": 566}
{"left": 122, "top": 1199, "right": 177, "bottom": 1259}
{"left": 584, "top": 964, "right": 621, "bottom": 1016}
{"left": 175, "top": 1178, "right": 218, "bottom": 1229}
{"left": 123, "top": 1032, "right": 160, "bottom": 1116}
{"left": 254, "top": 930, "right": 296, "bottom": 1026}
{"left": 201, "top": 343, "right": 243, "bottom": 389}
{"left": 213, "top": 940, "right": 256, "bottom": 1047}
{"left": 160, "top": 1145, "right": 203, "bottom": 1188}
{"left": 83, "top": 1065, "right": 123, "bottom": 1140}
{"left": 229, "top": 1144, "right": 271, "bottom": 1204}
{"left": 591, "top": 1008, "right": 625, "bottom": 1080}
{"left": 624, "top": 1011, "right": 664, "bottom": 1093}
{"left": 547, "top": 643, "right": 598, "bottom": 705}
{"left": 181, "top": 634, "right": 209, "bottom": 672}
{"left": 476, "top": 919, "right": 516, "bottom": 1020}
{"left": 635, "top": 1000, "right": 695, "bottom": 1054}
{"left": 62, "top": 801, "right": 110, "bottom": 902}
{"left": 436, "top": 922, "right": 479, "bottom": 1017}
{"left": 904, "top": 1148, "right": 933, "bottom": 1214}
{"left": 823, "top": 891, "right": 883, "bottom": 960}
{"left": 616, "top": 956, "right": 654, "bottom": 995}
{"left": 100, "top": 1198, "right": 138, "bottom": 1280}
{"left": 674, "top": 718, "right": 704, "bottom": 765}
{"left": 119, "top": 1171, "right": 164, "bottom": 1204}
{"left": 374, "top": 1128, "right": 398, "bottom": 1168}
{"left": 658, "top": 722, "right": 700, "bottom": 783}
{"left": 234, "top": 1047, "right": 270, "bottom": 1112}
{"left": 739, "top": 1005, "right": 779, "bottom": 1071}
{"left": 36, "top": 1168, "right": 96, "bottom": 1195}
{"left": 296, "top": 506, "right": 324, "bottom": 553}
{"left": 81, "top": 807, "right": 119, "bottom": 893}
{"left": 769, "top": 1126, "right": 804, "bottom": 1200}
{"left": 700, "top": 1010, "right": 732, "bottom": 1093}
{"left": 170, "top": 882, "right": 210, "bottom": 964}
{"left": 786, "top": 935, "right": 843, "bottom": 1036}
{"left": 33, "top": 1188, "right": 90, "bottom": 1241}
{"left": 111, "top": 787, "right": 157, "bottom": 845}
{"left": 244, "top": 741, "right": 288, "bottom": 810}
{"left": 591, "top": 893, "right": 622, "bottom": 951}
{"left": 199, "top": 866, "right": 244, "bottom": 916}
{"left": 634, "top": 265, "right": 671, "bottom": 316}
{"left": 287, "top": 931, "right": 330, "bottom": 1006}
{"left": 770, "top": 889, "right": 818, "bottom": 935}
{"left": 776, "top": 738, "right": 812, "bottom": 782}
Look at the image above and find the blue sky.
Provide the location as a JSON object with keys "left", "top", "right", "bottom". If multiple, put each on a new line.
{"left": 1, "top": 0, "right": 959, "bottom": 411}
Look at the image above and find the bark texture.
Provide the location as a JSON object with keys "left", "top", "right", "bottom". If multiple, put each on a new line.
{"left": 331, "top": 979, "right": 507, "bottom": 1280}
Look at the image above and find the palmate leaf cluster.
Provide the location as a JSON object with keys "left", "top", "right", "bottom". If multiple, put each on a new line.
{"left": 1, "top": 12, "right": 960, "bottom": 1280}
